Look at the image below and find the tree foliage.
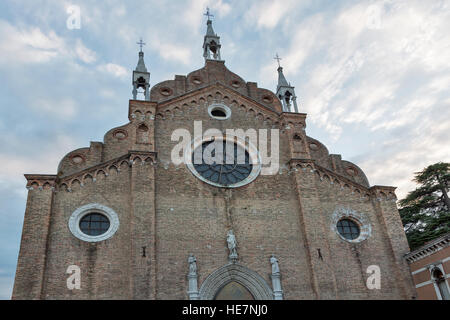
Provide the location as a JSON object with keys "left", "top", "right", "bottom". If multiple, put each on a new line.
{"left": 399, "top": 162, "right": 450, "bottom": 250}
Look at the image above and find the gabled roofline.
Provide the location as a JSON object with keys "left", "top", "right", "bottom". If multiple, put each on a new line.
{"left": 155, "top": 81, "right": 283, "bottom": 116}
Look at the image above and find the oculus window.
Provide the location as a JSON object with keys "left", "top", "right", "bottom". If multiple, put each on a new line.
{"left": 336, "top": 219, "right": 360, "bottom": 240}
{"left": 193, "top": 141, "right": 252, "bottom": 186}
{"left": 68, "top": 203, "right": 119, "bottom": 242}
{"left": 186, "top": 137, "right": 261, "bottom": 188}
{"left": 79, "top": 213, "right": 110, "bottom": 236}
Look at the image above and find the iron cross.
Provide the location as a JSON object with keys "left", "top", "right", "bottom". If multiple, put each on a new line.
{"left": 137, "top": 38, "right": 146, "bottom": 52}
{"left": 204, "top": 7, "right": 214, "bottom": 20}
{"left": 274, "top": 53, "right": 282, "bottom": 68}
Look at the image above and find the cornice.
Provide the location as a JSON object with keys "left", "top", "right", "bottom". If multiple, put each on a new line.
{"left": 404, "top": 233, "right": 450, "bottom": 263}
{"left": 25, "top": 151, "right": 157, "bottom": 192}
{"left": 288, "top": 159, "right": 398, "bottom": 201}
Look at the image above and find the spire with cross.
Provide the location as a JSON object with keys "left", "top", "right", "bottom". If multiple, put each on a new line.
{"left": 274, "top": 54, "right": 299, "bottom": 113}
{"left": 132, "top": 37, "right": 150, "bottom": 101}
{"left": 202, "top": 7, "right": 222, "bottom": 61}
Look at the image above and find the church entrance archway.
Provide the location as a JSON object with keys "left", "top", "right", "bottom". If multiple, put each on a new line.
{"left": 198, "top": 263, "right": 273, "bottom": 300}
{"left": 214, "top": 281, "right": 255, "bottom": 300}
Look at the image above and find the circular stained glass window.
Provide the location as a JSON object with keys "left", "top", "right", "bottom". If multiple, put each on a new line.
{"left": 192, "top": 140, "right": 253, "bottom": 186}
{"left": 336, "top": 219, "right": 360, "bottom": 240}
{"left": 79, "top": 213, "right": 110, "bottom": 236}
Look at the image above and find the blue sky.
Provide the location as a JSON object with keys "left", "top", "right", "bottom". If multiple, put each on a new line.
{"left": 0, "top": 0, "right": 449, "bottom": 299}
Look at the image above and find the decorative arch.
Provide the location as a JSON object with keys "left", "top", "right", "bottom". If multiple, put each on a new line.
{"left": 198, "top": 263, "right": 273, "bottom": 300}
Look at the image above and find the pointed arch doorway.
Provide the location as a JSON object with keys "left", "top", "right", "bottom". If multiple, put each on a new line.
{"left": 198, "top": 263, "right": 273, "bottom": 300}
{"left": 214, "top": 281, "right": 255, "bottom": 300}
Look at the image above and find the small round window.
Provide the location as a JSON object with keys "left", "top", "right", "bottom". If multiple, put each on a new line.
{"left": 79, "top": 213, "right": 110, "bottom": 236}
{"left": 336, "top": 219, "right": 360, "bottom": 240}
{"left": 208, "top": 103, "right": 231, "bottom": 120}
{"left": 69, "top": 203, "right": 119, "bottom": 242}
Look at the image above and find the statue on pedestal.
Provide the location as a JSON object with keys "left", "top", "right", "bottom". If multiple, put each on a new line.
{"left": 227, "top": 230, "right": 238, "bottom": 262}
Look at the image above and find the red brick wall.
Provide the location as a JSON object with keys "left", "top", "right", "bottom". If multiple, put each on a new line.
{"left": 13, "top": 61, "right": 416, "bottom": 300}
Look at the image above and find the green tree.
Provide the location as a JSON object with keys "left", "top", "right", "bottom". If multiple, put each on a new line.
{"left": 399, "top": 162, "right": 450, "bottom": 250}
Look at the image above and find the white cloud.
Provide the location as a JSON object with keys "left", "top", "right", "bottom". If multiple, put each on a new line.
{"left": 0, "top": 19, "right": 66, "bottom": 64}
{"left": 0, "top": 134, "right": 78, "bottom": 182}
{"left": 245, "top": 0, "right": 299, "bottom": 30}
{"left": 149, "top": 34, "right": 192, "bottom": 65}
{"left": 98, "top": 63, "right": 129, "bottom": 79}
{"left": 0, "top": 19, "right": 98, "bottom": 67}
{"left": 33, "top": 98, "right": 78, "bottom": 118}
{"left": 75, "top": 39, "right": 97, "bottom": 63}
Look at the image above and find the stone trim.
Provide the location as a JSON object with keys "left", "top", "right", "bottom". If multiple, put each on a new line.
{"left": 56, "top": 151, "right": 157, "bottom": 192}
{"left": 185, "top": 136, "right": 261, "bottom": 189}
{"left": 405, "top": 233, "right": 450, "bottom": 263}
{"left": 24, "top": 174, "right": 57, "bottom": 190}
{"left": 288, "top": 159, "right": 398, "bottom": 202}
{"left": 157, "top": 82, "right": 281, "bottom": 116}
{"left": 198, "top": 263, "right": 273, "bottom": 300}
{"left": 68, "top": 203, "right": 120, "bottom": 242}
{"left": 208, "top": 103, "right": 232, "bottom": 120}
{"left": 331, "top": 207, "right": 372, "bottom": 243}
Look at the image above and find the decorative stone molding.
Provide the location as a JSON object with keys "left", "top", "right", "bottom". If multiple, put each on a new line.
{"left": 289, "top": 160, "right": 393, "bottom": 203}
{"left": 208, "top": 103, "right": 232, "bottom": 120}
{"left": 57, "top": 151, "right": 157, "bottom": 192}
{"left": 24, "top": 174, "right": 57, "bottom": 190}
{"left": 157, "top": 83, "right": 281, "bottom": 117}
{"left": 370, "top": 185, "right": 398, "bottom": 201}
{"left": 185, "top": 135, "right": 261, "bottom": 189}
{"left": 198, "top": 263, "right": 273, "bottom": 300}
{"left": 331, "top": 207, "right": 372, "bottom": 243}
{"left": 68, "top": 203, "right": 120, "bottom": 242}
{"left": 405, "top": 233, "right": 450, "bottom": 263}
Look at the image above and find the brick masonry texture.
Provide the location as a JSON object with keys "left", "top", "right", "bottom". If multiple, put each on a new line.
{"left": 12, "top": 60, "right": 416, "bottom": 300}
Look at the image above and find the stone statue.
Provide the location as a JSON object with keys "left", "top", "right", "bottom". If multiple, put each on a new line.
{"left": 270, "top": 255, "right": 280, "bottom": 274}
{"left": 270, "top": 255, "right": 283, "bottom": 300}
{"left": 188, "top": 254, "right": 197, "bottom": 276}
{"left": 227, "top": 230, "right": 238, "bottom": 260}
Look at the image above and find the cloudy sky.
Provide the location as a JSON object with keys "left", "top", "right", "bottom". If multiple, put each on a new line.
{"left": 0, "top": 0, "right": 449, "bottom": 299}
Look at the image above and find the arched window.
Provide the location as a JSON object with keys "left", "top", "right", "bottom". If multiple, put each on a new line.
{"left": 136, "top": 124, "right": 149, "bottom": 144}
{"left": 432, "top": 268, "right": 450, "bottom": 300}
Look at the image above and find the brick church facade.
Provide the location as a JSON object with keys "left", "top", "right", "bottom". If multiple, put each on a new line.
{"left": 13, "top": 15, "right": 416, "bottom": 300}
